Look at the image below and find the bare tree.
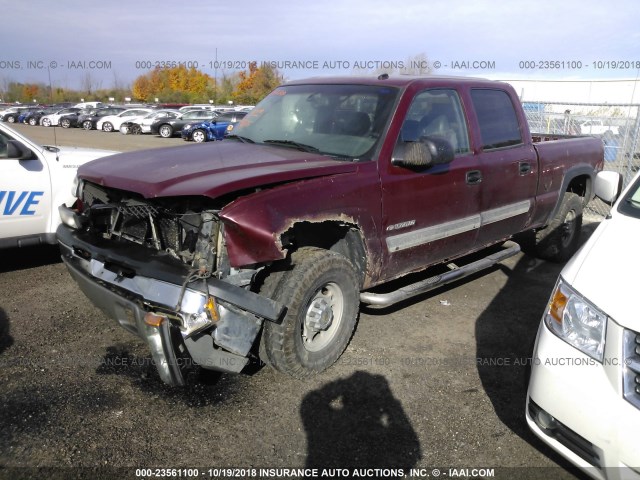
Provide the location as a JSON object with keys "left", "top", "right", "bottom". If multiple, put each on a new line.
{"left": 399, "top": 53, "right": 432, "bottom": 76}
{"left": 351, "top": 52, "right": 432, "bottom": 77}
{"left": 0, "top": 75, "right": 11, "bottom": 101}
{"left": 80, "top": 72, "right": 102, "bottom": 96}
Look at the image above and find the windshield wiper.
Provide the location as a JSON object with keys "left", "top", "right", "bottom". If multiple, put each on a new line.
{"left": 227, "top": 134, "right": 255, "bottom": 144}
{"left": 262, "top": 139, "right": 320, "bottom": 153}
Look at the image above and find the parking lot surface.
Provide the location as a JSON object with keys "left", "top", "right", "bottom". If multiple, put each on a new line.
{"left": 0, "top": 124, "right": 588, "bottom": 479}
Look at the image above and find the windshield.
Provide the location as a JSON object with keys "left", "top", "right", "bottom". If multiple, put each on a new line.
{"left": 231, "top": 83, "right": 399, "bottom": 160}
{"left": 618, "top": 174, "right": 640, "bottom": 219}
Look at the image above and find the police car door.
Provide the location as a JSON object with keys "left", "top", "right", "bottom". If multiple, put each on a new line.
{"left": 0, "top": 128, "right": 50, "bottom": 244}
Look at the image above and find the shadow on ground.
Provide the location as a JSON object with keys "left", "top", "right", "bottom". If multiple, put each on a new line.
{"left": 0, "top": 308, "right": 13, "bottom": 355}
{"left": 0, "top": 245, "right": 61, "bottom": 273}
{"left": 301, "top": 370, "right": 421, "bottom": 471}
{"left": 474, "top": 222, "right": 600, "bottom": 477}
{"left": 95, "top": 343, "right": 242, "bottom": 408}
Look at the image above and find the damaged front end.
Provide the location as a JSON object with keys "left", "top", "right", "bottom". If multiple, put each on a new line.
{"left": 57, "top": 180, "right": 284, "bottom": 386}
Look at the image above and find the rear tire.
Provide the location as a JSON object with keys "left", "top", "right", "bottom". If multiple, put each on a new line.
{"left": 159, "top": 124, "right": 173, "bottom": 138}
{"left": 60, "top": 118, "right": 71, "bottom": 128}
{"left": 82, "top": 120, "right": 93, "bottom": 130}
{"left": 533, "top": 192, "right": 583, "bottom": 262}
{"left": 102, "top": 122, "right": 113, "bottom": 132}
{"left": 260, "top": 247, "right": 360, "bottom": 378}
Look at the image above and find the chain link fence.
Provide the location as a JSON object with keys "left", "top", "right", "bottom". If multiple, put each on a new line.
{"left": 523, "top": 101, "right": 640, "bottom": 218}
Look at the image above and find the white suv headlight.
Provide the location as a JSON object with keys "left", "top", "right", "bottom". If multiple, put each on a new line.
{"left": 544, "top": 278, "right": 607, "bottom": 361}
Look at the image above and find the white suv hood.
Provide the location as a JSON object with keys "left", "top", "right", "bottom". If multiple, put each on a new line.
{"left": 562, "top": 212, "right": 640, "bottom": 332}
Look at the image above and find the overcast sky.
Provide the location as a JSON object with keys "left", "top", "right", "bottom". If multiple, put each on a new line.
{"left": 2, "top": 0, "right": 639, "bottom": 91}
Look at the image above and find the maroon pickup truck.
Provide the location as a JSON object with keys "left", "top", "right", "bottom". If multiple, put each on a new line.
{"left": 57, "top": 75, "right": 604, "bottom": 386}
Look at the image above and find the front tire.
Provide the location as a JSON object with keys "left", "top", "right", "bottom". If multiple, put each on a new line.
{"left": 260, "top": 248, "right": 360, "bottom": 378}
{"left": 28, "top": 117, "right": 38, "bottom": 126}
{"left": 41, "top": 118, "right": 51, "bottom": 127}
{"left": 82, "top": 120, "right": 93, "bottom": 130}
{"left": 533, "top": 192, "right": 583, "bottom": 262}
{"left": 192, "top": 129, "right": 206, "bottom": 143}
{"left": 102, "top": 122, "right": 113, "bottom": 132}
{"left": 60, "top": 118, "right": 71, "bottom": 128}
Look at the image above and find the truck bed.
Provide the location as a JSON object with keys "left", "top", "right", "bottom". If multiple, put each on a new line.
{"left": 530, "top": 135, "right": 604, "bottom": 228}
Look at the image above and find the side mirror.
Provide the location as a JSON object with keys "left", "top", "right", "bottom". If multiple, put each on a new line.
{"left": 392, "top": 137, "right": 454, "bottom": 169}
{"left": 7, "top": 140, "right": 35, "bottom": 160}
{"left": 594, "top": 170, "right": 622, "bottom": 204}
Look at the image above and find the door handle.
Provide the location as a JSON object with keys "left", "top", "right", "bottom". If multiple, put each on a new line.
{"left": 466, "top": 170, "right": 482, "bottom": 185}
{"left": 519, "top": 162, "right": 532, "bottom": 175}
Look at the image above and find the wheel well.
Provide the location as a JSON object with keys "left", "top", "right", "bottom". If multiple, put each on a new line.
{"left": 280, "top": 221, "right": 367, "bottom": 286}
{"left": 566, "top": 174, "right": 591, "bottom": 203}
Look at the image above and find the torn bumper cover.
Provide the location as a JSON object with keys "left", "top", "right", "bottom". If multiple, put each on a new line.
{"left": 56, "top": 223, "right": 284, "bottom": 386}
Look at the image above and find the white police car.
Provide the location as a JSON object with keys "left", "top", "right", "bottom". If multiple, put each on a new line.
{"left": 0, "top": 122, "right": 115, "bottom": 249}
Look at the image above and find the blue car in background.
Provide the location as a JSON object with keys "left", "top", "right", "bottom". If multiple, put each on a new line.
{"left": 21, "top": 107, "right": 59, "bottom": 125}
{"left": 181, "top": 111, "right": 248, "bottom": 142}
{"left": 17, "top": 108, "right": 40, "bottom": 124}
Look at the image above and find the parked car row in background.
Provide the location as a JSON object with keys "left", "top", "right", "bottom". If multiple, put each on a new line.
{"left": 0, "top": 102, "right": 253, "bottom": 142}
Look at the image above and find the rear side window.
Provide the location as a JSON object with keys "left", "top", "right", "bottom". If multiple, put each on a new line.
{"left": 471, "top": 89, "right": 523, "bottom": 150}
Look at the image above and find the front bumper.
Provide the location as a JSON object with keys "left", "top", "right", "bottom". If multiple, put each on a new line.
{"left": 57, "top": 223, "right": 284, "bottom": 386}
{"left": 526, "top": 320, "right": 640, "bottom": 479}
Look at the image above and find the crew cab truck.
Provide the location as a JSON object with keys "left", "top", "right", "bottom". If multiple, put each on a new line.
{"left": 57, "top": 76, "right": 605, "bottom": 386}
{"left": 0, "top": 123, "right": 115, "bottom": 249}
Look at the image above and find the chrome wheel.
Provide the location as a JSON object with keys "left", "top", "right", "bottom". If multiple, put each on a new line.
{"left": 302, "top": 282, "right": 345, "bottom": 352}
{"left": 159, "top": 125, "right": 173, "bottom": 138}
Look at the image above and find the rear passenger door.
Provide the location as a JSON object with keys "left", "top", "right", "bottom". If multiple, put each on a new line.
{"left": 469, "top": 88, "right": 538, "bottom": 245}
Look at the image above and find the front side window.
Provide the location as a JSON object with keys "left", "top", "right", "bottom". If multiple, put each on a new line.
{"left": 232, "top": 83, "right": 399, "bottom": 160}
{"left": 0, "top": 129, "right": 11, "bottom": 158}
{"left": 399, "top": 89, "right": 470, "bottom": 154}
{"left": 471, "top": 89, "right": 523, "bottom": 150}
{"left": 618, "top": 175, "right": 640, "bottom": 219}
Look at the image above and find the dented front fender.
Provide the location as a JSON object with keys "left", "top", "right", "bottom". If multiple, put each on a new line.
{"left": 218, "top": 163, "right": 385, "bottom": 285}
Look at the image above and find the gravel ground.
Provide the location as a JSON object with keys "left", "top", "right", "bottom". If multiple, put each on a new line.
{"left": 0, "top": 124, "right": 593, "bottom": 480}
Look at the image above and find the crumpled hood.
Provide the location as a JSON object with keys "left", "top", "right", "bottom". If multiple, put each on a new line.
{"left": 562, "top": 212, "right": 640, "bottom": 331}
{"left": 78, "top": 141, "right": 358, "bottom": 199}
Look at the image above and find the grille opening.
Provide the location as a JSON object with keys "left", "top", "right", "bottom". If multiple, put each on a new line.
{"left": 80, "top": 183, "right": 220, "bottom": 273}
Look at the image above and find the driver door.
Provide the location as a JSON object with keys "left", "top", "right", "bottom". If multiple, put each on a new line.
{"left": 380, "top": 88, "right": 482, "bottom": 279}
{"left": 0, "top": 130, "right": 50, "bottom": 242}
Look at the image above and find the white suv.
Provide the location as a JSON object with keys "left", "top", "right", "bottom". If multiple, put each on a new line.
{"left": 526, "top": 170, "right": 640, "bottom": 479}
